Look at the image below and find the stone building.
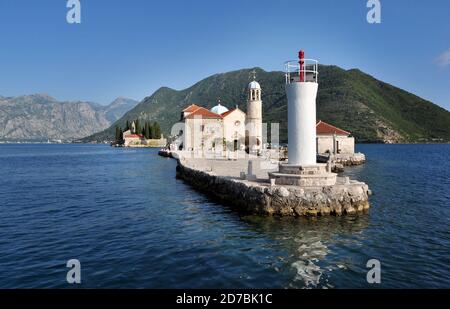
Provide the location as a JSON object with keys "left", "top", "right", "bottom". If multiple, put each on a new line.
{"left": 181, "top": 79, "right": 261, "bottom": 154}
{"left": 123, "top": 130, "right": 145, "bottom": 147}
{"left": 123, "top": 121, "right": 167, "bottom": 148}
{"left": 182, "top": 104, "right": 246, "bottom": 153}
{"left": 316, "top": 120, "right": 354, "bottom": 154}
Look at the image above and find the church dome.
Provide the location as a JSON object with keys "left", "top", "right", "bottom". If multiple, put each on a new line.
{"left": 210, "top": 103, "right": 229, "bottom": 115}
{"left": 248, "top": 80, "right": 261, "bottom": 89}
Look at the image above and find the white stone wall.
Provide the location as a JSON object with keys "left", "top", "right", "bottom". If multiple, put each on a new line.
{"left": 184, "top": 117, "right": 224, "bottom": 152}
{"left": 223, "top": 110, "right": 246, "bottom": 151}
{"left": 124, "top": 137, "right": 141, "bottom": 147}
{"left": 316, "top": 135, "right": 355, "bottom": 154}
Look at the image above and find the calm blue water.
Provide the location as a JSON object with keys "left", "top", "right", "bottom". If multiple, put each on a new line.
{"left": 0, "top": 144, "right": 449, "bottom": 288}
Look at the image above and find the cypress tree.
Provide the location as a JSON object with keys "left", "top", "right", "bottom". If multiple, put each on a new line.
{"left": 145, "top": 122, "right": 151, "bottom": 139}
{"left": 119, "top": 128, "right": 123, "bottom": 144}
{"left": 135, "top": 119, "right": 141, "bottom": 135}
{"left": 149, "top": 122, "right": 154, "bottom": 139}
{"left": 153, "top": 122, "right": 161, "bottom": 139}
{"left": 125, "top": 120, "right": 130, "bottom": 132}
{"left": 115, "top": 126, "right": 120, "bottom": 142}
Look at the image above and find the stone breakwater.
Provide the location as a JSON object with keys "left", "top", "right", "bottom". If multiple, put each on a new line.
{"left": 175, "top": 156, "right": 370, "bottom": 217}
{"left": 317, "top": 153, "right": 366, "bottom": 166}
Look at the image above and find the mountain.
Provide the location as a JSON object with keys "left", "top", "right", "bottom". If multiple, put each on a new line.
{"left": 103, "top": 97, "right": 139, "bottom": 123}
{"left": 85, "top": 66, "right": 450, "bottom": 143}
{"left": 0, "top": 94, "right": 138, "bottom": 141}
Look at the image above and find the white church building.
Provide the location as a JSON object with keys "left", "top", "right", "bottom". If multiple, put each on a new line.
{"left": 181, "top": 79, "right": 263, "bottom": 154}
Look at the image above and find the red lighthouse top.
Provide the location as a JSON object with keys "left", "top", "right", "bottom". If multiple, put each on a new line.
{"left": 299, "top": 50, "right": 305, "bottom": 61}
{"left": 299, "top": 50, "right": 305, "bottom": 82}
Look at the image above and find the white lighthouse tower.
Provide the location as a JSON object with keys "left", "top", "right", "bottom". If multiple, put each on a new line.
{"left": 269, "top": 50, "right": 337, "bottom": 187}
{"left": 287, "top": 50, "right": 317, "bottom": 165}
{"left": 246, "top": 74, "right": 263, "bottom": 154}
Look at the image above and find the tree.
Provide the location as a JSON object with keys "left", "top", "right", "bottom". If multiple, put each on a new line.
{"left": 115, "top": 126, "right": 124, "bottom": 144}
{"left": 144, "top": 122, "right": 151, "bottom": 139}
{"left": 125, "top": 120, "right": 130, "bottom": 132}
{"left": 153, "top": 122, "right": 161, "bottom": 139}
{"left": 115, "top": 126, "right": 121, "bottom": 142}
{"left": 135, "top": 119, "right": 141, "bottom": 135}
{"left": 119, "top": 127, "right": 123, "bottom": 144}
{"left": 148, "top": 122, "right": 154, "bottom": 139}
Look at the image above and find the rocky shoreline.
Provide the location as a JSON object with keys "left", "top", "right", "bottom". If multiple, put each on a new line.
{"left": 317, "top": 153, "right": 366, "bottom": 167}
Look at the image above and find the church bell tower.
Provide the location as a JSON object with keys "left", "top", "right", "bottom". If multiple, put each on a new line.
{"left": 246, "top": 71, "right": 263, "bottom": 154}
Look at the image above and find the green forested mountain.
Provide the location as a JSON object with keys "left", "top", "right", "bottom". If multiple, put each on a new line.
{"left": 85, "top": 66, "right": 450, "bottom": 143}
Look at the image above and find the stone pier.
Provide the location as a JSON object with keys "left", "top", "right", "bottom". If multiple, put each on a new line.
{"left": 173, "top": 153, "right": 370, "bottom": 217}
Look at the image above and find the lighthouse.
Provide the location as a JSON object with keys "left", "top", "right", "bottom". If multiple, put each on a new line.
{"left": 269, "top": 50, "right": 337, "bottom": 187}
{"left": 286, "top": 50, "right": 318, "bottom": 165}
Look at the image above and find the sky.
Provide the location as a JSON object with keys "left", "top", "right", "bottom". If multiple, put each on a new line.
{"left": 0, "top": 0, "right": 449, "bottom": 110}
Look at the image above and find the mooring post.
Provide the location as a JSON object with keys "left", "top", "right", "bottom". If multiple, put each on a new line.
{"left": 327, "top": 155, "right": 332, "bottom": 173}
{"left": 246, "top": 160, "right": 257, "bottom": 181}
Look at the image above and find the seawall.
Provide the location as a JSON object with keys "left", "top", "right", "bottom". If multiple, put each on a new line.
{"left": 317, "top": 153, "right": 366, "bottom": 166}
{"left": 175, "top": 155, "right": 370, "bottom": 217}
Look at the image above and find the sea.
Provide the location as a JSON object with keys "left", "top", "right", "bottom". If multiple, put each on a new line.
{"left": 0, "top": 144, "right": 449, "bottom": 288}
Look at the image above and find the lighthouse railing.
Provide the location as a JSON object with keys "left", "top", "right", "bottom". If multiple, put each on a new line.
{"left": 284, "top": 59, "right": 318, "bottom": 84}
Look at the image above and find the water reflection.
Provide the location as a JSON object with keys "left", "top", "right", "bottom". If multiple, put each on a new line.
{"left": 241, "top": 215, "right": 370, "bottom": 288}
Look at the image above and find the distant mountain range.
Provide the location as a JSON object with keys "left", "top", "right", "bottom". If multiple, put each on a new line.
{"left": 0, "top": 95, "right": 138, "bottom": 141}
{"left": 85, "top": 66, "right": 450, "bottom": 144}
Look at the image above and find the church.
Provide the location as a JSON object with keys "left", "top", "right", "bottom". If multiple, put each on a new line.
{"left": 181, "top": 78, "right": 263, "bottom": 154}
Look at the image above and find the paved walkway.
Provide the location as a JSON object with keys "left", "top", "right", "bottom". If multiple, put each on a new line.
{"left": 182, "top": 157, "right": 279, "bottom": 180}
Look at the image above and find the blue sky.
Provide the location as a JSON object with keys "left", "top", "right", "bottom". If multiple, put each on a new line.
{"left": 0, "top": 0, "right": 449, "bottom": 110}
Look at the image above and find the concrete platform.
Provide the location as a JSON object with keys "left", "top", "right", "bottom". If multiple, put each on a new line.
{"left": 269, "top": 163, "right": 337, "bottom": 187}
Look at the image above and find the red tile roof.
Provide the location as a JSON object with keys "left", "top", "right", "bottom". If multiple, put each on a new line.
{"left": 221, "top": 108, "right": 241, "bottom": 117}
{"left": 183, "top": 104, "right": 201, "bottom": 113}
{"left": 186, "top": 106, "right": 222, "bottom": 119}
{"left": 316, "top": 120, "right": 350, "bottom": 136}
{"left": 126, "top": 134, "right": 144, "bottom": 138}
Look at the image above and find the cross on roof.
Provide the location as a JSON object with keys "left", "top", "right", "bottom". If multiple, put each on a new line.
{"left": 250, "top": 69, "right": 257, "bottom": 80}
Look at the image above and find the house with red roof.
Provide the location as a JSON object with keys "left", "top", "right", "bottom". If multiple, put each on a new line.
{"left": 316, "top": 120, "right": 354, "bottom": 154}
{"left": 122, "top": 120, "right": 166, "bottom": 148}
{"left": 123, "top": 131, "right": 145, "bottom": 147}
